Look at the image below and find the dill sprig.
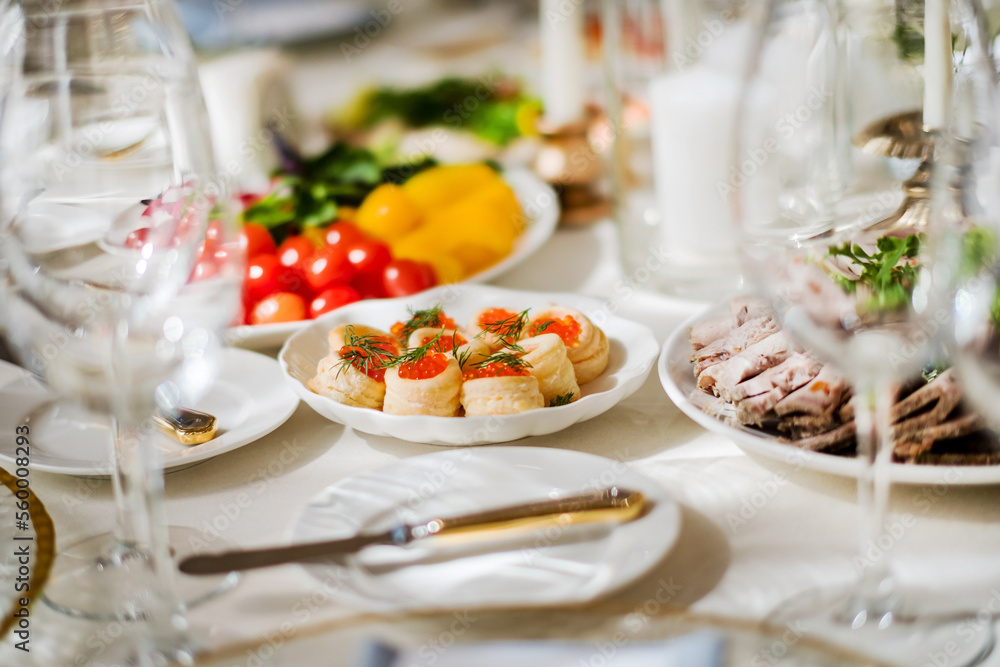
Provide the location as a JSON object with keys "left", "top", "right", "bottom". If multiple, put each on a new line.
{"left": 472, "top": 350, "right": 532, "bottom": 371}
{"left": 394, "top": 304, "right": 450, "bottom": 343}
{"left": 529, "top": 319, "right": 555, "bottom": 337}
{"left": 476, "top": 308, "right": 531, "bottom": 351}
{"left": 385, "top": 330, "right": 446, "bottom": 368}
{"left": 337, "top": 326, "right": 398, "bottom": 376}
{"left": 550, "top": 392, "right": 575, "bottom": 407}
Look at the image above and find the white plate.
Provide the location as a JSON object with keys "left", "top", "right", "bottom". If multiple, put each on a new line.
{"left": 227, "top": 169, "right": 560, "bottom": 350}
{"left": 0, "top": 348, "right": 299, "bottom": 476}
{"left": 291, "top": 446, "right": 681, "bottom": 612}
{"left": 659, "top": 305, "right": 1000, "bottom": 486}
{"left": 279, "top": 285, "right": 659, "bottom": 446}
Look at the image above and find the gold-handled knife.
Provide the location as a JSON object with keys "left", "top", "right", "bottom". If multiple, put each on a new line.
{"left": 178, "top": 487, "right": 647, "bottom": 575}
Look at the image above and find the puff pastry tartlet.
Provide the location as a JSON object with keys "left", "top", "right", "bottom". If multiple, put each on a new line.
{"left": 519, "top": 333, "right": 581, "bottom": 406}
{"left": 383, "top": 352, "right": 462, "bottom": 417}
{"left": 406, "top": 328, "right": 490, "bottom": 370}
{"left": 390, "top": 306, "right": 459, "bottom": 347}
{"left": 527, "top": 307, "right": 608, "bottom": 385}
{"left": 466, "top": 307, "right": 521, "bottom": 351}
{"left": 461, "top": 372, "right": 544, "bottom": 416}
{"left": 309, "top": 326, "right": 398, "bottom": 409}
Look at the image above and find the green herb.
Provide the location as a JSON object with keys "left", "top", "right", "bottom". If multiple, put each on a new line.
{"left": 386, "top": 331, "right": 446, "bottom": 368}
{"left": 337, "top": 326, "right": 398, "bottom": 377}
{"left": 959, "top": 226, "right": 998, "bottom": 279}
{"left": 472, "top": 351, "right": 531, "bottom": 371}
{"left": 475, "top": 309, "right": 531, "bottom": 351}
{"left": 828, "top": 234, "right": 922, "bottom": 312}
{"left": 394, "top": 305, "right": 450, "bottom": 343}
{"left": 351, "top": 77, "right": 539, "bottom": 146}
{"left": 920, "top": 361, "right": 947, "bottom": 383}
{"left": 550, "top": 393, "right": 575, "bottom": 407}
{"left": 530, "top": 319, "right": 555, "bottom": 336}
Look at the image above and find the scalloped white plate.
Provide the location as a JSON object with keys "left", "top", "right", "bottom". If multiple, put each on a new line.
{"left": 659, "top": 304, "right": 1000, "bottom": 486}
{"left": 227, "top": 169, "right": 560, "bottom": 350}
{"left": 279, "top": 285, "right": 659, "bottom": 446}
{"left": 291, "top": 446, "right": 681, "bottom": 612}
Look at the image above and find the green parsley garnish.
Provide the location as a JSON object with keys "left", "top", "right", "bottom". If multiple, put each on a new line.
{"left": 828, "top": 234, "right": 922, "bottom": 313}
{"left": 550, "top": 393, "right": 575, "bottom": 407}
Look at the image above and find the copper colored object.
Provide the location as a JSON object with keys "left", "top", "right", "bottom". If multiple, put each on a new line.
{"left": 534, "top": 109, "right": 612, "bottom": 226}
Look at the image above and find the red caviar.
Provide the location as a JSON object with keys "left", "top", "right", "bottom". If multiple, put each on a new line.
{"left": 391, "top": 313, "right": 457, "bottom": 340}
{"left": 421, "top": 332, "right": 467, "bottom": 352}
{"left": 338, "top": 336, "right": 397, "bottom": 383}
{"left": 463, "top": 362, "right": 531, "bottom": 381}
{"left": 532, "top": 316, "right": 581, "bottom": 347}
{"left": 478, "top": 308, "right": 516, "bottom": 328}
{"left": 398, "top": 352, "right": 450, "bottom": 380}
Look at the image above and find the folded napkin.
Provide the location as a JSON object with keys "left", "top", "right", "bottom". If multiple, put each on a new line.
{"left": 355, "top": 631, "right": 725, "bottom": 667}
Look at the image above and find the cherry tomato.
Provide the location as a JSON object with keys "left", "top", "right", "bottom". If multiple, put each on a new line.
{"left": 305, "top": 246, "right": 354, "bottom": 293}
{"left": 277, "top": 264, "right": 313, "bottom": 300}
{"left": 309, "top": 286, "right": 361, "bottom": 318}
{"left": 323, "top": 221, "right": 366, "bottom": 248}
{"left": 277, "top": 235, "right": 314, "bottom": 270}
{"left": 352, "top": 273, "right": 386, "bottom": 300}
{"left": 250, "top": 292, "right": 306, "bottom": 325}
{"left": 189, "top": 258, "right": 217, "bottom": 282}
{"left": 382, "top": 259, "right": 437, "bottom": 298}
{"left": 244, "top": 254, "right": 281, "bottom": 303}
{"left": 240, "top": 223, "right": 276, "bottom": 258}
{"left": 345, "top": 239, "right": 391, "bottom": 278}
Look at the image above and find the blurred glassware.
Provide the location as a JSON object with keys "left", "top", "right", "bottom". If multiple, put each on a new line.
{"left": 0, "top": 0, "right": 242, "bottom": 662}
{"left": 601, "top": 0, "right": 761, "bottom": 300}
{"left": 735, "top": 0, "right": 996, "bottom": 663}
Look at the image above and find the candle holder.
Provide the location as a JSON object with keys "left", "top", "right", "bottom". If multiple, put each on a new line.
{"left": 533, "top": 109, "right": 611, "bottom": 226}
{"left": 853, "top": 110, "right": 934, "bottom": 232}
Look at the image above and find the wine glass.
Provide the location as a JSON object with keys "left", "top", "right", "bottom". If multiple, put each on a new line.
{"left": 734, "top": 0, "right": 995, "bottom": 662}
{"left": 0, "top": 0, "right": 242, "bottom": 661}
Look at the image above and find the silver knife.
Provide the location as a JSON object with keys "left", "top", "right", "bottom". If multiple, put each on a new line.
{"left": 178, "top": 486, "right": 647, "bottom": 575}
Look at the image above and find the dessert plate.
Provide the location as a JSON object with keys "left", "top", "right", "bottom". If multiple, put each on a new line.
{"left": 0, "top": 348, "right": 299, "bottom": 476}
{"left": 227, "top": 169, "right": 560, "bottom": 350}
{"left": 659, "top": 305, "right": 1000, "bottom": 485}
{"left": 279, "top": 284, "right": 659, "bottom": 446}
{"left": 291, "top": 446, "right": 681, "bottom": 612}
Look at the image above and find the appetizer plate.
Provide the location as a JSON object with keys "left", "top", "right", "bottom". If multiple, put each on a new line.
{"left": 227, "top": 169, "right": 560, "bottom": 350}
{"left": 659, "top": 305, "right": 1000, "bottom": 486}
{"left": 279, "top": 285, "right": 659, "bottom": 446}
{"left": 291, "top": 446, "right": 681, "bottom": 612}
{"left": 0, "top": 348, "right": 299, "bottom": 476}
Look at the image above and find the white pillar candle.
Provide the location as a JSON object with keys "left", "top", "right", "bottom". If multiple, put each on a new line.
{"left": 649, "top": 66, "right": 741, "bottom": 263}
{"left": 540, "top": 0, "right": 586, "bottom": 127}
{"left": 922, "top": 0, "right": 952, "bottom": 130}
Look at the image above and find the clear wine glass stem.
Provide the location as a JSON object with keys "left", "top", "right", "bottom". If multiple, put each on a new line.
{"left": 846, "top": 375, "right": 899, "bottom": 617}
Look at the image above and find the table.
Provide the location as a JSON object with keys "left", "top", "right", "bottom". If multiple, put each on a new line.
{"left": 6, "top": 22, "right": 1000, "bottom": 666}
{"left": 5, "top": 217, "right": 1000, "bottom": 667}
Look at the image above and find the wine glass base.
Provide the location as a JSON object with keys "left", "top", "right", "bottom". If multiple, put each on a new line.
{"left": 41, "top": 526, "right": 239, "bottom": 621}
{"left": 767, "top": 585, "right": 994, "bottom": 666}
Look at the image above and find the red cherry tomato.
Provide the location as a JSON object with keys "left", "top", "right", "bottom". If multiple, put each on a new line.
{"left": 382, "top": 259, "right": 437, "bottom": 298}
{"left": 352, "top": 273, "right": 386, "bottom": 300}
{"left": 189, "top": 258, "right": 217, "bottom": 282}
{"left": 240, "top": 223, "right": 276, "bottom": 258}
{"left": 345, "top": 239, "right": 391, "bottom": 278}
{"left": 305, "top": 246, "right": 354, "bottom": 293}
{"left": 244, "top": 254, "right": 281, "bottom": 303}
{"left": 250, "top": 292, "right": 306, "bottom": 325}
{"left": 277, "top": 264, "right": 313, "bottom": 300}
{"left": 277, "top": 235, "right": 314, "bottom": 270}
{"left": 323, "top": 221, "right": 366, "bottom": 248}
{"left": 309, "top": 286, "right": 362, "bottom": 318}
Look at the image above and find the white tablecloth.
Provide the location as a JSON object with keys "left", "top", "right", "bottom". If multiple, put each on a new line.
{"left": 7, "top": 23, "right": 1000, "bottom": 666}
